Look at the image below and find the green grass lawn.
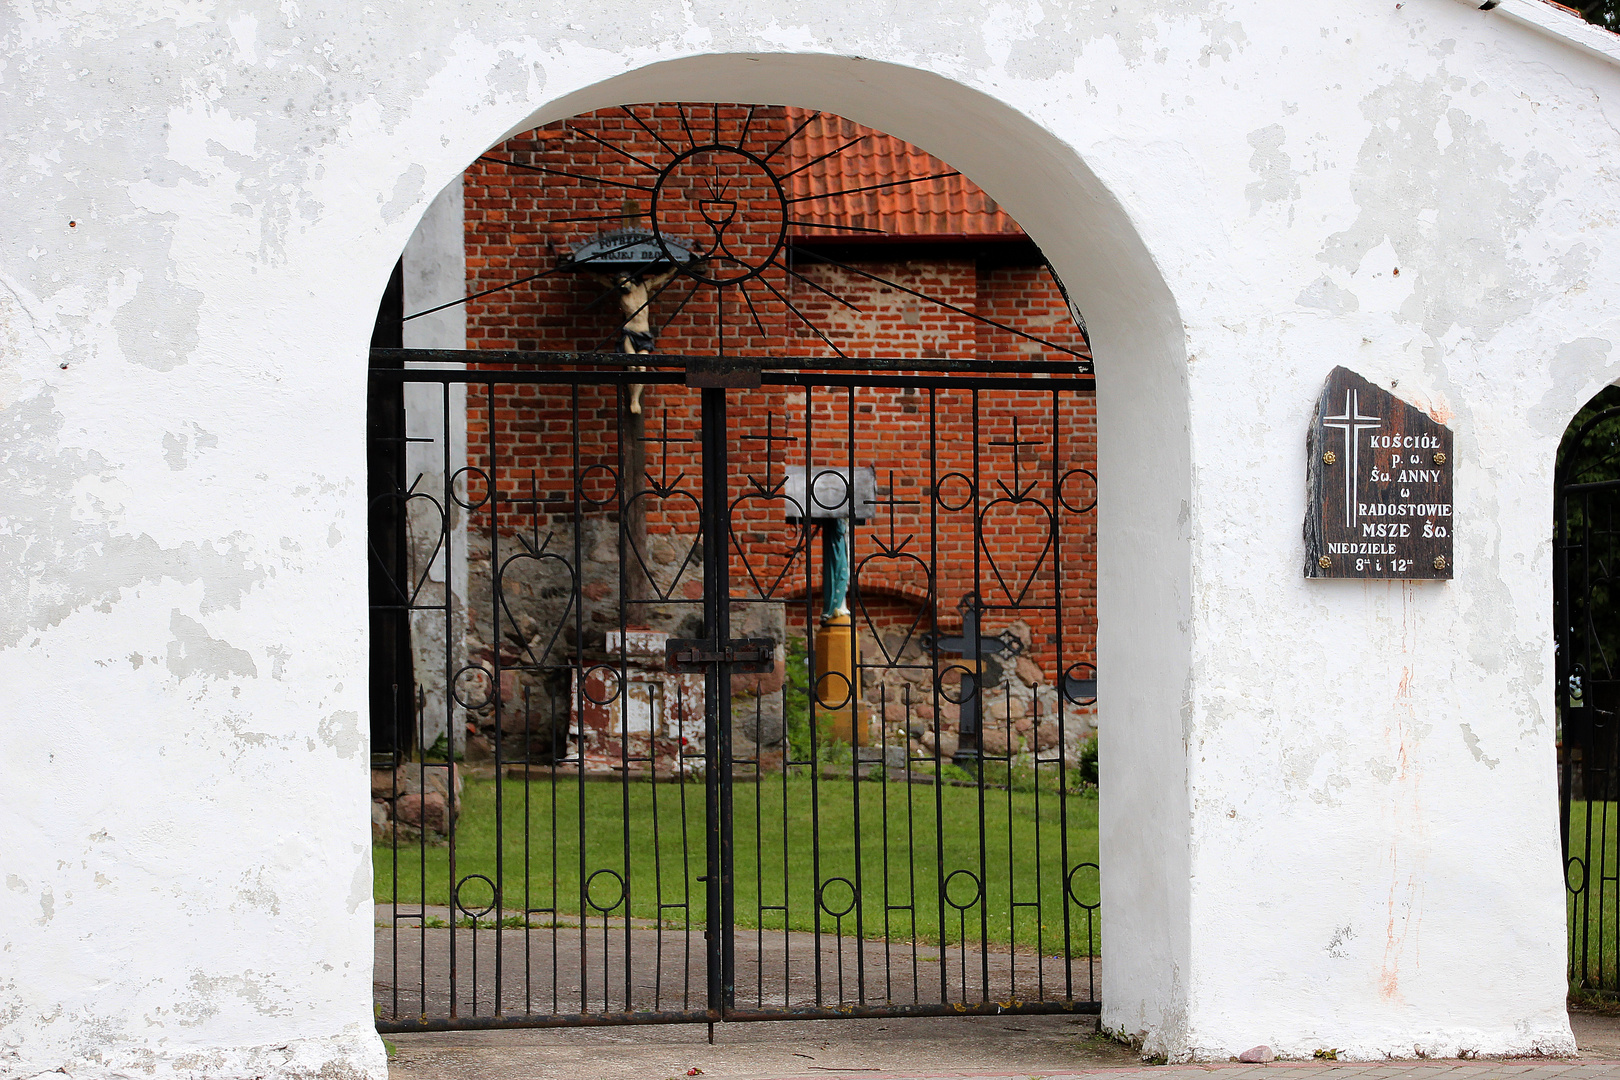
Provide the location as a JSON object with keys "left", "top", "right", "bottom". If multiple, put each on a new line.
{"left": 376, "top": 774, "right": 1100, "bottom": 953}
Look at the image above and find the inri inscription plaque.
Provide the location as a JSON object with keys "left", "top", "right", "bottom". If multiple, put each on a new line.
{"left": 1305, "top": 366, "right": 1453, "bottom": 580}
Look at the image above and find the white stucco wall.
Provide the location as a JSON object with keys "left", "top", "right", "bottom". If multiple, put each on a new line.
{"left": 4, "top": 0, "right": 1619, "bottom": 1074}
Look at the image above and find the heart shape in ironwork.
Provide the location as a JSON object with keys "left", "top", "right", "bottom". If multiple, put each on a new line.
{"left": 622, "top": 488, "right": 704, "bottom": 602}
{"left": 367, "top": 488, "right": 450, "bottom": 610}
{"left": 978, "top": 497, "right": 1054, "bottom": 608}
{"left": 854, "top": 549, "right": 933, "bottom": 668}
{"left": 496, "top": 549, "right": 576, "bottom": 671}
{"left": 728, "top": 490, "right": 810, "bottom": 602}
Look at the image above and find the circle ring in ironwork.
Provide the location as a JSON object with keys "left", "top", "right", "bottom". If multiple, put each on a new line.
{"left": 1567, "top": 855, "right": 1589, "bottom": 895}
{"left": 450, "top": 664, "right": 496, "bottom": 711}
{"left": 1065, "top": 862, "right": 1101, "bottom": 911}
{"left": 935, "top": 472, "right": 976, "bottom": 513}
{"left": 651, "top": 143, "right": 788, "bottom": 288}
{"left": 814, "top": 669, "right": 854, "bottom": 712}
{"left": 935, "top": 663, "right": 979, "bottom": 707}
{"left": 582, "top": 665, "right": 623, "bottom": 707}
{"left": 1061, "top": 662, "right": 1097, "bottom": 707}
{"left": 810, "top": 467, "right": 852, "bottom": 513}
{"left": 817, "top": 877, "right": 859, "bottom": 918}
{"left": 454, "top": 874, "right": 499, "bottom": 919}
{"left": 943, "top": 869, "right": 983, "bottom": 911}
{"left": 449, "top": 466, "right": 493, "bottom": 513}
{"left": 576, "top": 464, "right": 621, "bottom": 508}
{"left": 586, "top": 868, "right": 627, "bottom": 913}
{"left": 1057, "top": 468, "right": 1098, "bottom": 515}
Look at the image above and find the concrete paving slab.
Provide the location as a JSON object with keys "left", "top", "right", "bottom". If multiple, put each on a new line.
{"left": 386, "top": 1013, "right": 1133, "bottom": 1079}
{"left": 385, "top": 1011, "right": 1620, "bottom": 1080}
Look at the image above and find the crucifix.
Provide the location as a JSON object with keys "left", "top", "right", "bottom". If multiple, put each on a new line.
{"left": 561, "top": 223, "right": 699, "bottom": 613}
{"left": 928, "top": 592, "right": 1023, "bottom": 767}
{"left": 572, "top": 212, "right": 698, "bottom": 414}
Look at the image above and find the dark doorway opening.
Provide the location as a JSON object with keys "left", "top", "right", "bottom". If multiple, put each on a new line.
{"left": 369, "top": 259, "right": 416, "bottom": 759}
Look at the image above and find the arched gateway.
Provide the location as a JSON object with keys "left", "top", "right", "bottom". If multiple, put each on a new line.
{"left": 366, "top": 100, "right": 1104, "bottom": 1037}
{"left": 3, "top": 3, "right": 1617, "bottom": 1075}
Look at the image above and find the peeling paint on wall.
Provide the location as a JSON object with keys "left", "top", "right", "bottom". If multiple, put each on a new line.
{"left": 166, "top": 610, "right": 258, "bottom": 682}
{"left": 1245, "top": 124, "right": 1301, "bottom": 216}
{"left": 0, "top": 392, "right": 270, "bottom": 650}
{"left": 318, "top": 711, "right": 363, "bottom": 760}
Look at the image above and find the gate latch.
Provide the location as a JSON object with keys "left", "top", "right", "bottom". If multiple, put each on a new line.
{"left": 684, "top": 356, "right": 762, "bottom": 389}
{"left": 665, "top": 637, "right": 776, "bottom": 674}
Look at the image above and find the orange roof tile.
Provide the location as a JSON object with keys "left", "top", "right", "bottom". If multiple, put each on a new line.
{"left": 781, "top": 109, "right": 1025, "bottom": 240}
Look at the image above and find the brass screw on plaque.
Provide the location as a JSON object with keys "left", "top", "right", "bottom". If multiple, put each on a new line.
{"left": 1434, "top": 556, "right": 1447, "bottom": 571}
{"left": 1319, "top": 556, "right": 1332, "bottom": 569}
{"left": 1323, "top": 450, "right": 1337, "bottom": 466}
{"left": 1434, "top": 452, "right": 1446, "bottom": 465}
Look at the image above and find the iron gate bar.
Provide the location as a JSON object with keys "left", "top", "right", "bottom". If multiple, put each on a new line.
{"left": 367, "top": 366, "right": 1098, "bottom": 395}
{"left": 700, "top": 384, "right": 737, "bottom": 1020}
{"left": 1563, "top": 478, "right": 1620, "bottom": 494}
{"left": 370, "top": 347, "right": 1094, "bottom": 376}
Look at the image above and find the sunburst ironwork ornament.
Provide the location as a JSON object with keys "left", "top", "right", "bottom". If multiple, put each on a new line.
{"left": 407, "top": 103, "right": 1089, "bottom": 368}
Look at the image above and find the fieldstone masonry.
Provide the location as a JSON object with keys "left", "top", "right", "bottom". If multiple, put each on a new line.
{"left": 857, "top": 618, "right": 1094, "bottom": 765}
{"left": 462, "top": 519, "right": 789, "bottom": 773}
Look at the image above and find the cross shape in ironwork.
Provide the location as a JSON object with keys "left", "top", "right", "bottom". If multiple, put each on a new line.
{"left": 869, "top": 469, "right": 918, "bottom": 554}
{"left": 493, "top": 471, "right": 559, "bottom": 555}
{"left": 989, "top": 416, "right": 1043, "bottom": 501}
{"left": 643, "top": 409, "right": 695, "bottom": 495}
{"left": 741, "top": 412, "right": 797, "bottom": 497}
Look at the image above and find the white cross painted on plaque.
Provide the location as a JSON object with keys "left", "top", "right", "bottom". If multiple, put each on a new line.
{"left": 1322, "top": 389, "right": 1381, "bottom": 528}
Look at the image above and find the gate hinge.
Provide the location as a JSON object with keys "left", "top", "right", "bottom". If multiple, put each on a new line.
{"left": 665, "top": 637, "right": 776, "bottom": 674}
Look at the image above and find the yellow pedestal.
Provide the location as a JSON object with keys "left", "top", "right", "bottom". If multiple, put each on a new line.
{"left": 814, "top": 615, "right": 867, "bottom": 746}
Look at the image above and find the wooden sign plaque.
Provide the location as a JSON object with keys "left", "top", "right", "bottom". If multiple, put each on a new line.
{"left": 1305, "top": 367, "right": 1453, "bottom": 580}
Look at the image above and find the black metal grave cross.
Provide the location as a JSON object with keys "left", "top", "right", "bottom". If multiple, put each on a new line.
{"left": 928, "top": 592, "right": 1023, "bottom": 767}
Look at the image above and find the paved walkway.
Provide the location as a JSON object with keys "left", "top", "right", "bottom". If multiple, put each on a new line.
{"left": 996, "top": 1066, "right": 1620, "bottom": 1078}
{"left": 385, "top": 1012, "right": 1620, "bottom": 1080}
{"left": 374, "top": 916, "right": 1097, "bottom": 1022}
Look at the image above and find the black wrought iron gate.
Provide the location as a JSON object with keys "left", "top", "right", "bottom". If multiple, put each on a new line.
{"left": 1558, "top": 400, "right": 1620, "bottom": 994}
{"left": 368, "top": 350, "right": 1100, "bottom": 1031}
